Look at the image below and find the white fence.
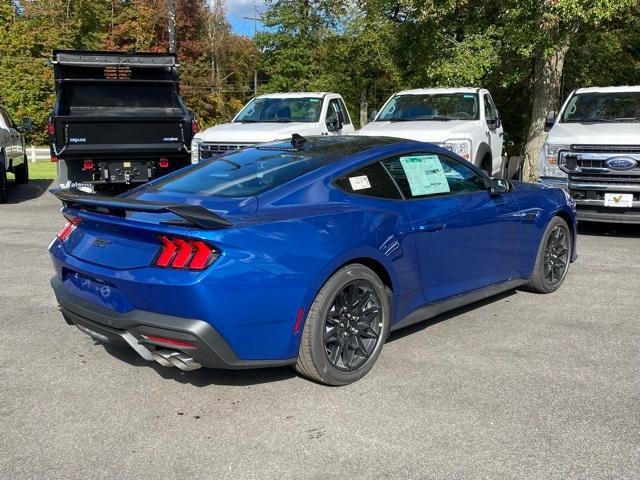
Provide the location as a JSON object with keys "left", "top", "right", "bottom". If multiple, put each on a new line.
{"left": 27, "top": 146, "right": 50, "bottom": 162}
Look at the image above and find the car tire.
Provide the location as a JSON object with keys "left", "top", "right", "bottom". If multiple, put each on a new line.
{"left": 521, "top": 216, "right": 572, "bottom": 294}
{"left": 295, "top": 263, "right": 390, "bottom": 386}
{"left": 14, "top": 156, "right": 29, "bottom": 184}
{"left": 0, "top": 157, "right": 8, "bottom": 204}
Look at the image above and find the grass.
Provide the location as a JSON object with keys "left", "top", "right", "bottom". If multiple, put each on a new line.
{"left": 26, "top": 161, "right": 57, "bottom": 180}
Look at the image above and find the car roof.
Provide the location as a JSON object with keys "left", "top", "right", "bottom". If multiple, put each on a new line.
{"left": 256, "top": 92, "right": 339, "bottom": 99}
{"left": 396, "top": 87, "right": 480, "bottom": 95}
{"left": 575, "top": 86, "right": 640, "bottom": 94}
{"left": 257, "top": 135, "right": 409, "bottom": 155}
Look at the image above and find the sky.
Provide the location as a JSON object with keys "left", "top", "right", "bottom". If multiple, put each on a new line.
{"left": 224, "top": 0, "right": 266, "bottom": 37}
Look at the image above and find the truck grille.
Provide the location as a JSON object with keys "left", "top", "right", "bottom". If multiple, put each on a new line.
{"left": 559, "top": 146, "right": 640, "bottom": 202}
{"left": 199, "top": 143, "right": 254, "bottom": 160}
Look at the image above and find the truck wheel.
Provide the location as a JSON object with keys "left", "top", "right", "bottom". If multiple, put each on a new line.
{"left": 295, "top": 264, "right": 390, "bottom": 385}
{"left": 521, "top": 216, "right": 572, "bottom": 294}
{"left": 14, "top": 156, "right": 29, "bottom": 184}
{"left": 0, "top": 160, "right": 8, "bottom": 203}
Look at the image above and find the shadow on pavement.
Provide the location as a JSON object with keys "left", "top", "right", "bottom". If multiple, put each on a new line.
{"left": 578, "top": 221, "right": 640, "bottom": 239}
{"left": 387, "top": 289, "right": 519, "bottom": 343}
{"left": 102, "top": 343, "right": 297, "bottom": 386}
{"left": 6, "top": 179, "right": 54, "bottom": 204}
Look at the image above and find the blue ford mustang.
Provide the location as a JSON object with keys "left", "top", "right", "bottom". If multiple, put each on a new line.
{"left": 49, "top": 136, "right": 577, "bottom": 385}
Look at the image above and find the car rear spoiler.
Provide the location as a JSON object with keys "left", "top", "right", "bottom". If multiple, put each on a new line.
{"left": 52, "top": 189, "right": 232, "bottom": 230}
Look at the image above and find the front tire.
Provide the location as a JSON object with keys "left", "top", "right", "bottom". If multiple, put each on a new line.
{"left": 522, "top": 216, "right": 572, "bottom": 293}
{"left": 14, "top": 156, "right": 29, "bottom": 184}
{"left": 295, "top": 264, "right": 390, "bottom": 385}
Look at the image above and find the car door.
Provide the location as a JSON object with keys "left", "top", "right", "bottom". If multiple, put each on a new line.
{"left": 0, "top": 107, "right": 20, "bottom": 163}
{"left": 381, "top": 151, "right": 521, "bottom": 303}
{"left": 483, "top": 94, "right": 503, "bottom": 172}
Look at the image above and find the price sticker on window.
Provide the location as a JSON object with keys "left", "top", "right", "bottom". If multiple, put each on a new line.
{"left": 349, "top": 175, "right": 371, "bottom": 191}
{"left": 400, "top": 155, "right": 450, "bottom": 196}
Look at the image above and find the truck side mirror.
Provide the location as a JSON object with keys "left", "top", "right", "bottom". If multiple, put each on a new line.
{"left": 367, "top": 110, "right": 378, "bottom": 122}
{"left": 21, "top": 117, "right": 33, "bottom": 132}
{"left": 326, "top": 113, "right": 342, "bottom": 132}
{"left": 486, "top": 117, "right": 499, "bottom": 130}
{"left": 543, "top": 111, "right": 556, "bottom": 132}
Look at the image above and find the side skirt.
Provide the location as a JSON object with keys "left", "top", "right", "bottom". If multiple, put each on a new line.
{"left": 391, "top": 279, "right": 526, "bottom": 332}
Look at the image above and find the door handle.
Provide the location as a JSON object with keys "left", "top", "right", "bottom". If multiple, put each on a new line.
{"left": 419, "top": 223, "right": 446, "bottom": 233}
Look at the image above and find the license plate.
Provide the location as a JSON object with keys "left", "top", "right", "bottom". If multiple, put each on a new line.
{"left": 604, "top": 193, "right": 633, "bottom": 208}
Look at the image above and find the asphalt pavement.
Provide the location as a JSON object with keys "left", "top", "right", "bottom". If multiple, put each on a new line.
{"left": 1, "top": 179, "right": 638, "bottom": 480}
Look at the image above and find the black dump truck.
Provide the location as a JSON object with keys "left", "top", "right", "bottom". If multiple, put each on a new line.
{"left": 49, "top": 50, "right": 197, "bottom": 193}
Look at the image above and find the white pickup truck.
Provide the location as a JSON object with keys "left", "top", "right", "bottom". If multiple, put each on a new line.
{"left": 356, "top": 88, "right": 504, "bottom": 175}
{"left": 191, "top": 92, "right": 354, "bottom": 163}
{"left": 540, "top": 85, "right": 640, "bottom": 224}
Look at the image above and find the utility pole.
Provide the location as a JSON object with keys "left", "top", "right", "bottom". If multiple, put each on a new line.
{"left": 168, "top": 0, "right": 176, "bottom": 54}
{"left": 243, "top": 4, "right": 262, "bottom": 95}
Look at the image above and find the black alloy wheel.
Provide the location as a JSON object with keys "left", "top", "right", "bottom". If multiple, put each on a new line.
{"left": 543, "top": 224, "right": 570, "bottom": 286}
{"left": 324, "top": 281, "right": 383, "bottom": 372}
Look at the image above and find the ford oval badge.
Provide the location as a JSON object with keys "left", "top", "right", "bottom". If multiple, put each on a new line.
{"left": 606, "top": 157, "right": 637, "bottom": 170}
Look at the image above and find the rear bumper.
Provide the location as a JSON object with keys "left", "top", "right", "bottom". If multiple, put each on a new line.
{"left": 51, "top": 276, "right": 296, "bottom": 370}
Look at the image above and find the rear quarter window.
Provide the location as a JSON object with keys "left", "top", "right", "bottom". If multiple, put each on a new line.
{"left": 335, "top": 162, "right": 402, "bottom": 199}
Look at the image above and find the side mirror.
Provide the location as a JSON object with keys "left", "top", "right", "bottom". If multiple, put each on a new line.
{"left": 20, "top": 117, "right": 33, "bottom": 132}
{"left": 486, "top": 117, "right": 499, "bottom": 130}
{"left": 367, "top": 110, "right": 378, "bottom": 122}
{"left": 543, "top": 111, "right": 556, "bottom": 132}
{"left": 489, "top": 178, "right": 511, "bottom": 195}
{"left": 326, "top": 113, "right": 342, "bottom": 132}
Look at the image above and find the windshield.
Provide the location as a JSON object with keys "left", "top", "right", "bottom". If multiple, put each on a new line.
{"left": 234, "top": 97, "right": 323, "bottom": 123}
{"left": 146, "top": 137, "right": 370, "bottom": 198}
{"left": 377, "top": 93, "right": 479, "bottom": 121}
{"left": 561, "top": 92, "right": 640, "bottom": 123}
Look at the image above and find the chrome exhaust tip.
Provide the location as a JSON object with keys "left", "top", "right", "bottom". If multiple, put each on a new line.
{"left": 152, "top": 349, "right": 202, "bottom": 371}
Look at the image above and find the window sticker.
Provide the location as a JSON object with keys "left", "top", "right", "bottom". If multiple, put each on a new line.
{"left": 399, "top": 155, "right": 450, "bottom": 196}
{"left": 309, "top": 98, "right": 320, "bottom": 102}
{"left": 349, "top": 175, "right": 371, "bottom": 191}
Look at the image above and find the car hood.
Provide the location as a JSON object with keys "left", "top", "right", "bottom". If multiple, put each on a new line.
{"left": 356, "top": 120, "right": 478, "bottom": 143}
{"left": 547, "top": 122, "right": 640, "bottom": 145}
{"left": 198, "top": 122, "right": 323, "bottom": 143}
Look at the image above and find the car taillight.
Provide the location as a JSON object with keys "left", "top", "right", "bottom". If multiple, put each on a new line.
{"left": 48, "top": 120, "right": 55, "bottom": 136}
{"left": 191, "top": 119, "right": 199, "bottom": 135}
{"left": 159, "top": 157, "right": 169, "bottom": 168}
{"left": 51, "top": 155, "right": 58, "bottom": 163}
{"left": 57, "top": 217, "right": 81, "bottom": 241}
{"left": 153, "top": 236, "right": 218, "bottom": 270}
{"left": 83, "top": 159, "right": 94, "bottom": 171}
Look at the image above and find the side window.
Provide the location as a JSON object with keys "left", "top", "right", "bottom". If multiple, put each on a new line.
{"left": 338, "top": 98, "right": 351, "bottom": 124}
{"left": 335, "top": 161, "right": 402, "bottom": 199}
{"left": 328, "top": 99, "right": 346, "bottom": 124}
{"left": 483, "top": 94, "right": 498, "bottom": 121}
{"left": 381, "top": 153, "right": 486, "bottom": 199}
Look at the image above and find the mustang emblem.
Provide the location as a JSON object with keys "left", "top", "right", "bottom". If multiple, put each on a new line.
{"left": 93, "top": 238, "right": 112, "bottom": 248}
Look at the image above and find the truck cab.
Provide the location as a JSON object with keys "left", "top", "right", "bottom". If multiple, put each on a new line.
{"left": 192, "top": 93, "right": 354, "bottom": 163}
{"left": 356, "top": 88, "right": 504, "bottom": 175}
{"left": 540, "top": 86, "right": 640, "bottom": 224}
{"left": 49, "top": 50, "right": 196, "bottom": 194}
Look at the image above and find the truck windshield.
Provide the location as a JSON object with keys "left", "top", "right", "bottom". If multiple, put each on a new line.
{"left": 146, "top": 137, "right": 368, "bottom": 198}
{"left": 377, "top": 93, "right": 479, "bottom": 121}
{"left": 61, "top": 83, "right": 181, "bottom": 116}
{"left": 562, "top": 92, "right": 640, "bottom": 123}
{"left": 234, "top": 97, "right": 323, "bottom": 123}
